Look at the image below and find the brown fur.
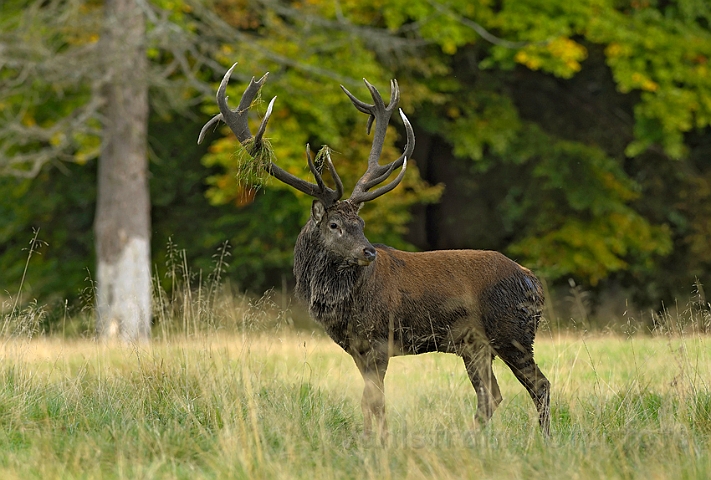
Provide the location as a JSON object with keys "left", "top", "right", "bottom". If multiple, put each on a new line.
{"left": 294, "top": 200, "right": 551, "bottom": 439}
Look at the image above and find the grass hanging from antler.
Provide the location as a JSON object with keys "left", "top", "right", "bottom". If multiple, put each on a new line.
{"left": 232, "top": 90, "right": 277, "bottom": 191}
{"left": 234, "top": 136, "right": 275, "bottom": 191}
{"left": 313, "top": 145, "right": 330, "bottom": 175}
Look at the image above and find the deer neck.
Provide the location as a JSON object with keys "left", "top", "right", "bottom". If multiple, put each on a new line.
{"left": 293, "top": 222, "right": 369, "bottom": 331}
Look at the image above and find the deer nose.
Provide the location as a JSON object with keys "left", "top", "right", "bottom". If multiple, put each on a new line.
{"left": 363, "top": 246, "right": 376, "bottom": 262}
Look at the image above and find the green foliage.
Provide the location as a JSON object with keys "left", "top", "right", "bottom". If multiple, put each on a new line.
{"left": 587, "top": 4, "right": 711, "bottom": 158}
{"left": 0, "top": 166, "right": 96, "bottom": 301}
{"left": 503, "top": 131, "right": 673, "bottom": 284}
{"left": 441, "top": 89, "right": 523, "bottom": 165}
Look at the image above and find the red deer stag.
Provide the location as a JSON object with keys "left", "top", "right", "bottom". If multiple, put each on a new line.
{"left": 198, "top": 64, "right": 551, "bottom": 438}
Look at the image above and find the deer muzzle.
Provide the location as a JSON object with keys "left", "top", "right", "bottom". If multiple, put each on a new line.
{"left": 357, "top": 246, "right": 377, "bottom": 266}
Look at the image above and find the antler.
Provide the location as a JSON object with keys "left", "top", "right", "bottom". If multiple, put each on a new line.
{"left": 341, "top": 79, "right": 414, "bottom": 205}
{"left": 198, "top": 63, "right": 343, "bottom": 207}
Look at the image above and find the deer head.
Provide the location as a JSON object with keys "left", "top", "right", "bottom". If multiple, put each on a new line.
{"left": 198, "top": 63, "right": 414, "bottom": 266}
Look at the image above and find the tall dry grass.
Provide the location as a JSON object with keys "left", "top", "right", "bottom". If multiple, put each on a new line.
{"left": 1, "top": 329, "right": 710, "bottom": 479}
{"left": 2, "top": 235, "right": 710, "bottom": 478}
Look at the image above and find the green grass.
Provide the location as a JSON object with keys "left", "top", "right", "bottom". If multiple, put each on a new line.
{"left": 0, "top": 332, "right": 710, "bottom": 479}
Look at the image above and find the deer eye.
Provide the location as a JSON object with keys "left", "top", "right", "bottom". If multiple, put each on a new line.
{"left": 329, "top": 222, "right": 338, "bottom": 230}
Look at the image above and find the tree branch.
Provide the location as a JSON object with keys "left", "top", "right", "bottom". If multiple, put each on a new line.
{"left": 426, "top": 0, "right": 552, "bottom": 49}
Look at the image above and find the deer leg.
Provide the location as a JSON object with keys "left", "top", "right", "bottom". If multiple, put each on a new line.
{"left": 352, "top": 350, "right": 389, "bottom": 442}
{"left": 498, "top": 343, "right": 550, "bottom": 435}
{"left": 462, "top": 344, "right": 502, "bottom": 426}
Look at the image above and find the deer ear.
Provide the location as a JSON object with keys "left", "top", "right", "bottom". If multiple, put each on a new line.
{"left": 311, "top": 200, "right": 326, "bottom": 224}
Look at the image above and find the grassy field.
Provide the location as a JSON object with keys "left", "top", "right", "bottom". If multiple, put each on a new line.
{"left": 1, "top": 329, "right": 710, "bottom": 479}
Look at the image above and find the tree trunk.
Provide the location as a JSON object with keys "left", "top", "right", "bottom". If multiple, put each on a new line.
{"left": 95, "top": 0, "right": 151, "bottom": 341}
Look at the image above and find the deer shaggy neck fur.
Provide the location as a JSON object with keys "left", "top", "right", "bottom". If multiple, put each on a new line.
{"left": 293, "top": 211, "right": 370, "bottom": 348}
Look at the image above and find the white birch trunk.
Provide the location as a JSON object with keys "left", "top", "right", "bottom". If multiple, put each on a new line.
{"left": 95, "top": 0, "right": 151, "bottom": 341}
{"left": 96, "top": 237, "right": 152, "bottom": 341}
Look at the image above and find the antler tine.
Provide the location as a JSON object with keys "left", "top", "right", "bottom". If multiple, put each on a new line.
{"left": 340, "top": 85, "right": 373, "bottom": 116}
{"left": 359, "top": 109, "right": 415, "bottom": 202}
{"left": 386, "top": 108, "right": 415, "bottom": 170}
{"left": 306, "top": 145, "right": 327, "bottom": 192}
{"left": 254, "top": 96, "right": 276, "bottom": 146}
{"left": 198, "top": 64, "right": 271, "bottom": 145}
{"left": 351, "top": 109, "right": 412, "bottom": 203}
{"left": 197, "top": 115, "right": 222, "bottom": 145}
{"left": 324, "top": 149, "right": 344, "bottom": 200}
{"left": 198, "top": 63, "right": 344, "bottom": 207}
{"left": 344, "top": 78, "right": 414, "bottom": 205}
{"left": 304, "top": 145, "right": 343, "bottom": 205}
{"left": 363, "top": 109, "right": 414, "bottom": 190}
{"left": 353, "top": 158, "right": 408, "bottom": 204}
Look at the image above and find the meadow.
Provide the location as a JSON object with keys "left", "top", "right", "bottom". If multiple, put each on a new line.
{"left": 1, "top": 316, "right": 710, "bottom": 479}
